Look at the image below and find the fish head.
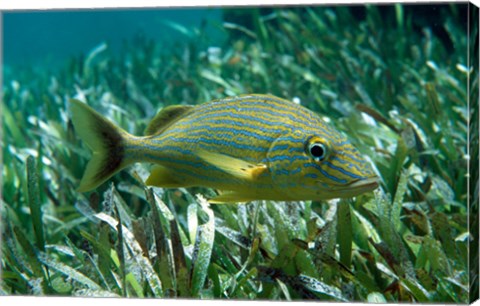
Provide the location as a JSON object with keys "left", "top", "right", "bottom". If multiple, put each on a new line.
{"left": 267, "top": 129, "right": 378, "bottom": 200}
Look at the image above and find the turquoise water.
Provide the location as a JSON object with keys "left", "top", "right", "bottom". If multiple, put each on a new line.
{"left": 3, "top": 8, "right": 224, "bottom": 68}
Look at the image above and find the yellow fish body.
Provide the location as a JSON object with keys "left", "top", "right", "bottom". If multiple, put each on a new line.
{"left": 70, "top": 94, "right": 378, "bottom": 203}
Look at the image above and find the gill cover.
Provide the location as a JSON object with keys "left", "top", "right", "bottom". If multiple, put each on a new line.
{"left": 266, "top": 130, "right": 313, "bottom": 198}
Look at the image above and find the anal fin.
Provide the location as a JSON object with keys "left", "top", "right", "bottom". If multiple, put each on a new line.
{"left": 146, "top": 165, "right": 187, "bottom": 188}
{"left": 209, "top": 190, "right": 254, "bottom": 204}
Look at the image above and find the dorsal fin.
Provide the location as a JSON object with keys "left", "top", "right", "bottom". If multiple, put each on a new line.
{"left": 144, "top": 105, "right": 194, "bottom": 136}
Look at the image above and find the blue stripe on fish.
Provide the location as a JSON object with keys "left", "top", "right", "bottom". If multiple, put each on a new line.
{"left": 303, "top": 163, "right": 348, "bottom": 184}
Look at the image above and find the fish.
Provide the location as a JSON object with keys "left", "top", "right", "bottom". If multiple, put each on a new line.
{"left": 70, "top": 94, "right": 378, "bottom": 203}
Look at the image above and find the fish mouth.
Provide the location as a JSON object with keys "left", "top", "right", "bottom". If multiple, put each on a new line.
{"left": 324, "top": 176, "right": 379, "bottom": 195}
{"left": 310, "top": 176, "right": 379, "bottom": 200}
{"left": 346, "top": 176, "right": 379, "bottom": 191}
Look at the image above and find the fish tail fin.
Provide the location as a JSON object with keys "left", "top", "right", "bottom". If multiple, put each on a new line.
{"left": 70, "top": 99, "right": 131, "bottom": 192}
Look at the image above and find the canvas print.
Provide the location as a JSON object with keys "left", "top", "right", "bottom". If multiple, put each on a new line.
{"left": 1, "top": 2, "right": 478, "bottom": 303}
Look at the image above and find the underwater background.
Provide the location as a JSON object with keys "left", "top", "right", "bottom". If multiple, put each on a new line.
{"left": 3, "top": 8, "right": 224, "bottom": 68}
{"left": 2, "top": 3, "right": 479, "bottom": 303}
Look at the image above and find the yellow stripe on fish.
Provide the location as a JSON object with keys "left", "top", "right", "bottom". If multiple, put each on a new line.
{"left": 70, "top": 94, "right": 378, "bottom": 203}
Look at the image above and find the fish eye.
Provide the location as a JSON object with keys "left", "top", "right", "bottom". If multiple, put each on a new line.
{"left": 307, "top": 142, "right": 328, "bottom": 162}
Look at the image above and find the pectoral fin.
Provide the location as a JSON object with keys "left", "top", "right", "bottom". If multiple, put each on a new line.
{"left": 196, "top": 149, "right": 267, "bottom": 181}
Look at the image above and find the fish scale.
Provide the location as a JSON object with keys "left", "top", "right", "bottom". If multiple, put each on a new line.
{"left": 70, "top": 94, "right": 378, "bottom": 203}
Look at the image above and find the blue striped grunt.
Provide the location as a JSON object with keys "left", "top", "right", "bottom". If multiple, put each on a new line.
{"left": 70, "top": 94, "right": 378, "bottom": 203}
